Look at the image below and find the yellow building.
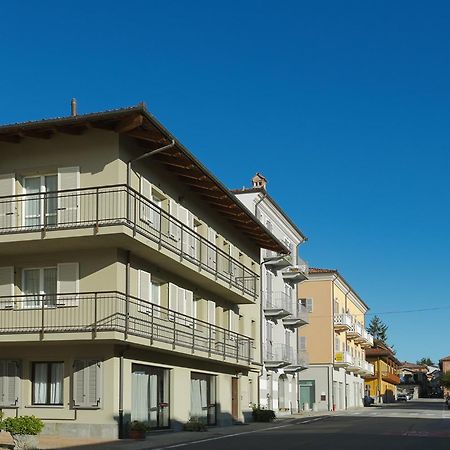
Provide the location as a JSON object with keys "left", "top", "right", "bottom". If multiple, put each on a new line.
{"left": 364, "top": 340, "right": 400, "bottom": 403}
{"left": 297, "top": 268, "right": 374, "bottom": 411}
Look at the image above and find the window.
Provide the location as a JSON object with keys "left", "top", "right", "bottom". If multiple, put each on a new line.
{"left": 23, "top": 267, "right": 57, "bottom": 308}
{"left": 32, "top": 362, "right": 64, "bottom": 405}
{"left": 138, "top": 270, "right": 161, "bottom": 315}
{"left": 191, "top": 373, "right": 216, "bottom": 425}
{"left": 73, "top": 360, "right": 102, "bottom": 409}
{"left": 23, "top": 175, "right": 57, "bottom": 227}
{"left": 0, "top": 360, "right": 20, "bottom": 407}
{"left": 299, "top": 336, "right": 307, "bottom": 351}
{"left": 301, "top": 298, "right": 313, "bottom": 313}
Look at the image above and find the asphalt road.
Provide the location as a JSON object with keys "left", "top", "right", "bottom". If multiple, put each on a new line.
{"left": 161, "top": 399, "right": 450, "bottom": 450}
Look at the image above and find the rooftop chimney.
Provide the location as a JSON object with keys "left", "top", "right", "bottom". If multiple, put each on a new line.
{"left": 252, "top": 172, "right": 267, "bottom": 190}
{"left": 71, "top": 98, "right": 77, "bottom": 117}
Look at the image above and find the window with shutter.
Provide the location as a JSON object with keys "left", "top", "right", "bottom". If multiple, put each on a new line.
{"left": 207, "top": 227, "right": 217, "bottom": 270}
{"left": 0, "top": 266, "right": 14, "bottom": 309}
{"left": 0, "top": 360, "right": 20, "bottom": 407}
{"left": 57, "top": 262, "right": 79, "bottom": 307}
{"left": 169, "top": 200, "right": 180, "bottom": 242}
{"left": 0, "top": 173, "right": 15, "bottom": 230}
{"left": 73, "top": 360, "right": 102, "bottom": 409}
{"left": 57, "top": 167, "right": 80, "bottom": 224}
{"left": 299, "top": 336, "right": 307, "bottom": 351}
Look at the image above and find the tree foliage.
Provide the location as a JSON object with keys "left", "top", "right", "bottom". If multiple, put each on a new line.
{"left": 440, "top": 371, "right": 450, "bottom": 389}
{"left": 416, "top": 357, "right": 434, "bottom": 366}
{"left": 367, "top": 315, "right": 388, "bottom": 342}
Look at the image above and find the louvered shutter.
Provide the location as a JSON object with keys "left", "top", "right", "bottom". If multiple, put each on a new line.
{"left": 57, "top": 167, "right": 80, "bottom": 225}
{"left": 0, "top": 173, "right": 15, "bottom": 230}
{"left": 140, "top": 177, "right": 152, "bottom": 224}
{"left": 0, "top": 360, "right": 20, "bottom": 407}
{"left": 57, "top": 262, "right": 79, "bottom": 306}
{"left": 299, "top": 336, "right": 307, "bottom": 351}
{"left": 138, "top": 269, "right": 151, "bottom": 312}
{"left": 207, "top": 228, "right": 217, "bottom": 270}
{"left": 177, "top": 286, "right": 185, "bottom": 315}
{"left": 0, "top": 266, "right": 14, "bottom": 309}
{"left": 186, "top": 212, "right": 196, "bottom": 259}
{"left": 169, "top": 200, "right": 180, "bottom": 241}
{"left": 305, "top": 298, "right": 313, "bottom": 313}
{"left": 185, "top": 290, "right": 194, "bottom": 327}
{"left": 178, "top": 206, "right": 190, "bottom": 257}
{"left": 207, "top": 300, "right": 215, "bottom": 325}
{"left": 168, "top": 283, "right": 177, "bottom": 321}
{"left": 73, "top": 360, "right": 102, "bottom": 408}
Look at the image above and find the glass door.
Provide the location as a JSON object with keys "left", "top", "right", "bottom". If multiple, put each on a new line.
{"left": 23, "top": 267, "right": 57, "bottom": 308}
{"left": 131, "top": 365, "right": 170, "bottom": 429}
{"left": 23, "top": 175, "right": 57, "bottom": 228}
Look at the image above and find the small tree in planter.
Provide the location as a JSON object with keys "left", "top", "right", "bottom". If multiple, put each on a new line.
{"left": 251, "top": 405, "right": 276, "bottom": 422}
{"left": 0, "top": 415, "right": 44, "bottom": 450}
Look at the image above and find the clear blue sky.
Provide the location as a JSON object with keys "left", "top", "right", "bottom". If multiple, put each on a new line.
{"left": 1, "top": 1, "right": 449, "bottom": 363}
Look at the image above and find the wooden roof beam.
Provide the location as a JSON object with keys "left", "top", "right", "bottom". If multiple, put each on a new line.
{"left": 20, "top": 129, "right": 55, "bottom": 140}
{"left": 0, "top": 134, "right": 22, "bottom": 143}
{"left": 115, "top": 114, "right": 143, "bottom": 133}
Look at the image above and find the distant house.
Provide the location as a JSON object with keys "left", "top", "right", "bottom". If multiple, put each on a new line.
{"left": 398, "top": 362, "right": 430, "bottom": 398}
{"left": 439, "top": 356, "right": 450, "bottom": 396}
{"left": 364, "top": 340, "right": 400, "bottom": 403}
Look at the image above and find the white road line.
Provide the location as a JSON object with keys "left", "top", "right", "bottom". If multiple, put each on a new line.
{"left": 153, "top": 418, "right": 326, "bottom": 450}
{"left": 152, "top": 423, "right": 294, "bottom": 450}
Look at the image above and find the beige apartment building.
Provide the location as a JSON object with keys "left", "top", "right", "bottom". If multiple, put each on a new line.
{"left": 297, "top": 268, "right": 374, "bottom": 411}
{"left": 0, "top": 104, "right": 287, "bottom": 438}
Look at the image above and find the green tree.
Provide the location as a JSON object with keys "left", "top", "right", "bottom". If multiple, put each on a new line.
{"left": 440, "top": 371, "right": 450, "bottom": 390}
{"left": 367, "top": 315, "right": 388, "bottom": 342}
{"left": 416, "top": 357, "right": 434, "bottom": 366}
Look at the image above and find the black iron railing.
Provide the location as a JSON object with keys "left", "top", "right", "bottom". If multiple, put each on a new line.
{"left": 0, "top": 185, "right": 258, "bottom": 297}
{"left": 0, "top": 292, "right": 254, "bottom": 364}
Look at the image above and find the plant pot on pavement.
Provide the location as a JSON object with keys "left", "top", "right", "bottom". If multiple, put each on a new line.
{"left": 11, "top": 434, "right": 39, "bottom": 450}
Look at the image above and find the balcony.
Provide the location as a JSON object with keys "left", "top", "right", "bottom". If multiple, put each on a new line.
{"left": 364, "top": 361, "right": 375, "bottom": 376}
{"left": 360, "top": 330, "right": 374, "bottom": 348}
{"left": 263, "top": 253, "right": 292, "bottom": 271}
{"left": 263, "top": 343, "right": 293, "bottom": 369}
{"left": 334, "top": 351, "right": 353, "bottom": 368}
{"left": 284, "top": 350, "right": 309, "bottom": 372}
{"left": 333, "top": 313, "right": 353, "bottom": 332}
{"left": 347, "top": 321, "right": 363, "bottom": 340}
{"left": 262, "top": 291, "right": 293, "bottom": 319}
{"left": 281, "top": 261, "right": 308, "bottom": 286}
{"left": 382, "top": 371, "right": 401, "bottom": 385}
{"left": 282, "top": 300, "right": 309, "bottom": 329}
{"left": 0, "top": 292, "right": 254, "bottom": 366}
{"left": 0, "top": 185, "right": 258, "bottom": 303}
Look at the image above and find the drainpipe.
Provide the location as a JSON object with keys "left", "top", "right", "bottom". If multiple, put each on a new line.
{"left": 256, "top": 190, "right": 268, "bottom": 408}
{"left": 126, "top": 140, "right": 176, "bottom": 191}
{"left": 331, "top": 274, "right": 338, "bottom": 411}
{"left": 119, "top": 251, "right": 131, "bottom": 438}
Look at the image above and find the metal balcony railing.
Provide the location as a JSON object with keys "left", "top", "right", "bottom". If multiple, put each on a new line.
{"left": 285, "top": 350, "right": 309, "bottom": 371}
{"left": 263, "top": 343, "right": 293, "bottom": 364}
{"left": 262, "top": 291, "right": 293, "bottom": 314}
{"left": 0, "top": 292, "right": 254, "bottom": 364}
{"left": 0, "top": 185, "right": 258, "bottom": 298}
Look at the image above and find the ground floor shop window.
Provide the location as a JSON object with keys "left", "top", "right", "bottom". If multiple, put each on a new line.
{"left": 131, "top": 364, "right": 170, "bottom": 429}
{"left": 32, "top": 362, "right": 63, "bottom": 405}
{"left": 190, "top": 372, "right": 216, "bottom": 425}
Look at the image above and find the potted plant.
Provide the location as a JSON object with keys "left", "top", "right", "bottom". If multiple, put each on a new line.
{"left": 128, "top": 421, "right": 148, "bottom": 439}
{"left": 0, "top": 415, "right": 44, "bottom": 450}
{"left": 183, "top": 417, "right": 207, "bottom": 432}
{"left": 251, "top": 405, "right": 276, "bottom": 422}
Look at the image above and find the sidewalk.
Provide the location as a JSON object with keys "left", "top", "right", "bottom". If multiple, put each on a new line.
{"left": 0, "top": 410, "right": 334, "bottom": 450}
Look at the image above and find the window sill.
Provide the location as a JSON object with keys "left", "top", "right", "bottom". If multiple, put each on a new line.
{"left": 25, "top": 405, "right": 65, "bottom": 409}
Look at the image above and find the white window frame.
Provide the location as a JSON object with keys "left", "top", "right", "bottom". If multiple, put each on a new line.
{"left": 22, "top": 174, "right": 58, "bottom": 228}
{"left": 22, "top": 266, "right": 58, "bottom": 309}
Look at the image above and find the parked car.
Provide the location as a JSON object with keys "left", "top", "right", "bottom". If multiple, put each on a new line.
{"left": 397, "top": 394, "right": 408, "bottom": 402}
{"left": 363, "top": 395, "right": 374, "bottom": 407}
{"left": 406, "top": 393, "right": 413, "bottom": 400}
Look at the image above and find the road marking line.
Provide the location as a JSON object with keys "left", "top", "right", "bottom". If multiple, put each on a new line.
{"left": 152, "top": 422, "right": 297, "bottom": 449}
